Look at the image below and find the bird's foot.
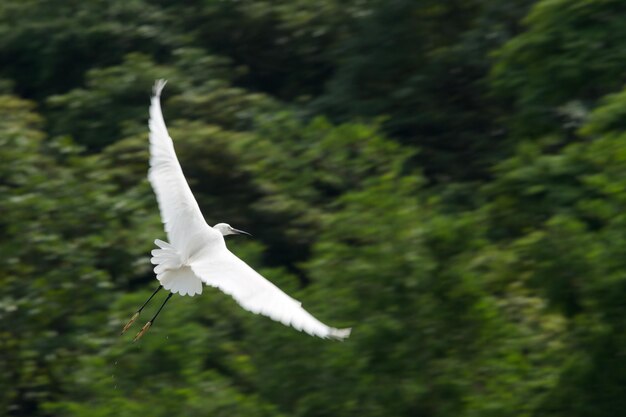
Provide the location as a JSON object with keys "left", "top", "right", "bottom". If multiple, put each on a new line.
{"left": 133, "top": 321, "right": 152, "bottom": 342}
{"left": 121, "top": 311, "right": 140, "bottom": 335}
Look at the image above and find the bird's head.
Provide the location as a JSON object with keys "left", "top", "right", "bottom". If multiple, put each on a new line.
{"left": 213, "top": 223, "right": 252, "bottom": 237}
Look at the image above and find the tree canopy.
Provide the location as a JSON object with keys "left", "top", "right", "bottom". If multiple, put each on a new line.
{"left": 1, "top": 1, "right": 625, "bottom": 416}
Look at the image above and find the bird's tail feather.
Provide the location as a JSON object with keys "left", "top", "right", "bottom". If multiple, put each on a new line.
{"left": 150, "top": 239, "right": 203, "bottom": 297}
{"left": 151, "top": 239, "right": 181, "bottom": 274}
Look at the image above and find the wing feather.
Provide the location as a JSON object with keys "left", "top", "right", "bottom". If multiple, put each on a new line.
{"left": 190, "top": 249, "right": 351, "bottom": 340}
{"left": 148, "top": 80, "right": 215, "bottom": 254}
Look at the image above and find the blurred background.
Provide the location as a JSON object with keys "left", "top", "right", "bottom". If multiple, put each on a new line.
{"left": 1, "top": 0, "right": 626, "bottom": 416}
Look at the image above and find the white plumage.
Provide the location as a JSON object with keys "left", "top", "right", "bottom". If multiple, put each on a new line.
{"left": 146, "top": 80, "right": 351, "bottom": 340}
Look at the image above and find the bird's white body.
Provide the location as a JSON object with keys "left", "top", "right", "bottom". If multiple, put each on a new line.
{"left": 147, "top": 80, "right": 350, "bottom": 340}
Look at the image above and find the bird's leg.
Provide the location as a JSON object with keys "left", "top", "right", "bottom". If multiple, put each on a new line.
{"left": 121, "top": 285, "right": 162, "bottom": 335}
{"left": 133, "top": 292, "right": 173, "bottom": 342}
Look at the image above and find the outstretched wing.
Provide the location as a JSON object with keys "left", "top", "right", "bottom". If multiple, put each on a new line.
{"left": 190, "top": 249, "right": 351, "bottom": 340}
{"left": 148, "top": 80, "right": 215, "bottom": 253}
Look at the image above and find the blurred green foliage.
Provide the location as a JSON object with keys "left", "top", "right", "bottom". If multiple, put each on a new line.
{"left": 1, "top": 0, "right": 625, "bottom": 416}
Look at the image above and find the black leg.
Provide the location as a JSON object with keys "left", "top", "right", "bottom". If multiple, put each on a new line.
{"left": 138, "top": 285, "right": 163, "bottom": 313}
{"left": 121, "top": 285, "right": 162, "bottom": 335}
{"left": 149, "top": 292, "right": 173, "bottom": 325}
{"left": 133, "top": 292, "right": 173, "bottom": 342}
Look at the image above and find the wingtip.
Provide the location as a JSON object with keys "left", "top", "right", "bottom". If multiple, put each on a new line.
{"left": 153, "top": 79, "right": 168, "bottom": 97}
{"left": 328, "top": 327, "right": 352, "bottom": 341}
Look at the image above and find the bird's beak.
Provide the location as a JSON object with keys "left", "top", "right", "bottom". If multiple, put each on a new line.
{"left": 232, "top": 228, "right": 252, "bottom": 237}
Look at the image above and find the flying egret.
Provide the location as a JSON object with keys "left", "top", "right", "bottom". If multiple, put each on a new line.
{"left": 122, "top": 80, "right": 351, "bottom": 342}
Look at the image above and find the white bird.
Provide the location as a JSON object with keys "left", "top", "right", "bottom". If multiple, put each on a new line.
{"left": 122, "top": 80, "right": 351, "bottom": 342}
